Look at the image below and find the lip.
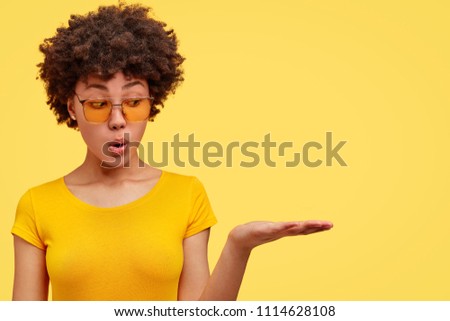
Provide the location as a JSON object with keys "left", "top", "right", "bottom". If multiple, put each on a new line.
{"left": 106, "top": 137, "right": 129, "bottom": 155}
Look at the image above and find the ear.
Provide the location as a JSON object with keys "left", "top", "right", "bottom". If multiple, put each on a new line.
{"left": 67, "top": 98, "right": 77, "bottom": 120}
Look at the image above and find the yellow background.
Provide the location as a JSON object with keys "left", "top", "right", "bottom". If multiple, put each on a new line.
{"left": 1, "top": 0, "right": 449, "bottom": 300}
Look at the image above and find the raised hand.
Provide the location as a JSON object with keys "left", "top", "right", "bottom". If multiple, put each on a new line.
{"left": 228, "top": 220, "right": 333, "bottom": 253}
{"left": 198, "top": 220, "right": 334, "bottom": 300}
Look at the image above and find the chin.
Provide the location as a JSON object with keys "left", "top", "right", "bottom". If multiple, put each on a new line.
{"left": 99, "top": 156, "right": 128, "bottom": 169}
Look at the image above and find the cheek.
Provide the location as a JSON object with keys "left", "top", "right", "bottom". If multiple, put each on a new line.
{"left": 127, "top": 123, "right": 147, "bottom": 142}
{"left": 78, "top": 125, "right": 104, "bottom": 151}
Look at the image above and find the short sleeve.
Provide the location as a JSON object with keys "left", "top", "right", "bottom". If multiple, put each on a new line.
{"left": 11, "top": 190, "right": 45, "bottom": 250}
{"left": 184, "top": 177, "right": 218, "bottom": 238}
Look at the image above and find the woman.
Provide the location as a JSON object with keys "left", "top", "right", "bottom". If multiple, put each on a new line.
{"left": 12, "top": 3, "right": 333, "bottom": 301}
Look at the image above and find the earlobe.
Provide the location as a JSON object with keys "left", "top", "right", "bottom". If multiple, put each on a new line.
{"left": 67, "top": 99, "right": 77, "bottom": 120}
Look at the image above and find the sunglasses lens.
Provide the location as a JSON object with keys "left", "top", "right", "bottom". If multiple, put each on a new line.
{"left": 83, "top": 99, "right": 112, "bottom": 122}
{"left": 122, "top": 98, "right": 151, "bottom": 121}
{"left": 81, "top": 98, "right": 151, "bottom": 122}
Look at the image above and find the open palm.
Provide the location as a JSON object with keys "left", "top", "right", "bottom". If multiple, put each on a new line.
{"left": 229, "top": 220, "right": 333, "bottom": 252}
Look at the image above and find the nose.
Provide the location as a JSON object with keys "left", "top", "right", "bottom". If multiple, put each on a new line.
{"left": 108, "top": 104, "right": 126, "bottom": 130}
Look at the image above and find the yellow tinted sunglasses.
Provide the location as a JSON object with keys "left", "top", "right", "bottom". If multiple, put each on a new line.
{"left": 74, "top": 94, "right": 153, "bottom": 123}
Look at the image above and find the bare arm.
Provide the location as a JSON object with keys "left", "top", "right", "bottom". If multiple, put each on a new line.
{"left": 179, "top": 220, "right": 333, "bottom": 301}
{"left": 199, "top": 235, "right": 249, "bottom": 301}
{"left": 178, "top": 229, "right": 211, "bottom": 300}
{"left": 12, "top": 235, "right": 49, "bottom": 301}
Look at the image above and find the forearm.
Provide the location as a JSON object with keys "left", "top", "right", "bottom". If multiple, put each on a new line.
{"left": 199, "top": 237, "right": 251, "bottom": 301}
{"left": 197, "top": 220, "right": 333, "bottom": 300}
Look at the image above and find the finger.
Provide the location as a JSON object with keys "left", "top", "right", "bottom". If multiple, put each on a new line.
{"left": 255, "top": 220, "right": 333, "bottom": 238}
{"left": 301, "top": 220, "right": 333, "bottom": 228}
{"left": 284, "top": 221, "right": 333, "bottom": 235}
{"left": 286, "top": 221, "right": 332, "bottom": 229}
{"left": 299, "top": 226, "right": 333, "bottom": 235}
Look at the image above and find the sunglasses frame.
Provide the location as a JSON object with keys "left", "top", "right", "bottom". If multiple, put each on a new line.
{"left": 74, "top": 93, "right": 154, "bottom": 123}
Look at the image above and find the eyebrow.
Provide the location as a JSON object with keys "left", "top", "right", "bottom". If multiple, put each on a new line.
{"left": 122, "top": 80, "right": 146, "bottom": 90}
{"left": 84, "top": 80, "right": 146, "bottom": 91}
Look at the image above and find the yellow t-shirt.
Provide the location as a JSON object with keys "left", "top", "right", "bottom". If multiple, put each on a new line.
{"left": 11, "top": 171, "right": 217, "bottom": 300}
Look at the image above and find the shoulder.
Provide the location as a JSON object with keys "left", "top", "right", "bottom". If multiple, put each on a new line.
{"left": 14, "top": 177, "right": 65, "bottom": 235}
{"left": 27, "top": 177, "right": 63, "bottom": 195}
{"left": 17, "top": 177, "right": 64, "bottom": 206}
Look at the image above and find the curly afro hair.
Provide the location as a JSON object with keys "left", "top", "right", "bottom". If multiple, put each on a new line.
{"left": 38, "top": 3, "right": 185, "bottom": 129}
